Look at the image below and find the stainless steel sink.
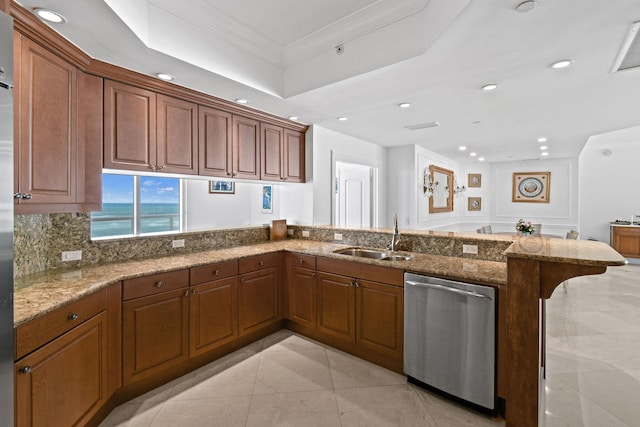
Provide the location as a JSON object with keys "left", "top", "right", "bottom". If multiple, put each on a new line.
{"left": 333, "top": 248, "right": 412, "bottom": 261}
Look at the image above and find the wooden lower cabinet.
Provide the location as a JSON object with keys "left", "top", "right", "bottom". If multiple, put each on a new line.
{"left": 611, "top": 225, "right": 640, "bottom": 258}
{"left": 316, "top": 271, "right": 355, "bottom": 342}
{"left": 122, "top": 288, "right": 189, "bottom": 385}
{"left": 15, "top": 311, "right": 109, "bottom": 427}
{"left": 288, "top": 266, "right": 317, "bottom": 329}
{"left": 189, "top": 277, "right": 239, "bottom": 357}
{"left": 239, "top": 267, "right": 280, "bottom": 336}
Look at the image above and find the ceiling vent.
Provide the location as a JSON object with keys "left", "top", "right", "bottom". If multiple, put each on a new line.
{"left": 404, "top": 121, "right": 440, "bottom": 131}
{"left": 612, "top": 22, "right": 640, "bottom": 72}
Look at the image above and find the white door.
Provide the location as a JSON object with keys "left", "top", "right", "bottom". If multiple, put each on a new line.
{"left": 335, "top": 161, "right": 372, "bottom": 228}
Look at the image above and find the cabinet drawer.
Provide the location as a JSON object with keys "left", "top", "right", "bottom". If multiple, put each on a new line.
{"left": 190, "top": 260, "right": 238, "bottom": 285}
{"left": 123, "top": 269, "right": 189, "bottom": 301}
{"left": 239, "top": 252, "right": 280, "bottom": 274}
{"left": 288, "top": 253, "right": 316, "bottom": 270}
{"left": 317, "top": 257, "right": 404, "bottom": 286}
{"left": 15, "top": 288, "right": 108, "bottom": 360}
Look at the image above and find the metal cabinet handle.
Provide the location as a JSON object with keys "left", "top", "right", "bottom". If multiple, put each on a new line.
{"left": 355, "top": 281, "right": 359, "bottom": 288}
{"left": 68, "top": 313, "right": 79, "bottom": 321}
{"left": 22, "top": 193, "right": 32, "bottom": 200}
{"left": 150, "top": 165, "right": 157, "bottom": 171}
{"left": 184, "top": 290, "right": 189, "bottom": 297}
{"left": 311, "top": 272, "right": 316, "bottom": 277}
{"left": 241, "top": 277, "right": 245, "bottom": 283}
{"left": 349, "top": 280, "right": 354, "bottom": 287}
{"left": 226, "top": 172, "right": 232, "bottom": 176}
{"left": 155, "top": 281, "right": 163, "bottom": 288}
{"left": 259, "top": 261, "right": 264, "bottom": 266}
{"left": 158, "top": 165, "right": 164, "bottom": 170}
{"left": 214, "top": 270, "right": 220, "bottom": 275}
{"left": 14, "top": 193, "right": 22, "bottom": 200}
{"left": 19, "top": 366, "right": 31, "bottom": 374}
{"left": 191, "top": 289, "right": 196, "bottom": 294}
{"left": 405, "top": 280, "right": 493, "bottom": 300}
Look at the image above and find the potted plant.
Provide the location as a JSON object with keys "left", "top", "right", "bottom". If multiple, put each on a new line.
{"left": 516, "top": 219, "right": 535, "bottom": 235}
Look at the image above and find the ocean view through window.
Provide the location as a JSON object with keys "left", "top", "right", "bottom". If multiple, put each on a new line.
{"left": 91, "top": 174, "right": 182, "bottom": 239}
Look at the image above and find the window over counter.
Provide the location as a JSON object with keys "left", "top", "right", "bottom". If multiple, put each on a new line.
{"left": 91, "top": 174, "right": 183, "bottom": 239}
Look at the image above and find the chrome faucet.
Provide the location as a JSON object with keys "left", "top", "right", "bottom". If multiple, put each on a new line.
{"left": 388, "top": 213, "right": 401, "bottom": 252}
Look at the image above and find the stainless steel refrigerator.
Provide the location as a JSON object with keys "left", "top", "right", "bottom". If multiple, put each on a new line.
{"left": 0, "top": 9, "right": 14, "bottom": 426}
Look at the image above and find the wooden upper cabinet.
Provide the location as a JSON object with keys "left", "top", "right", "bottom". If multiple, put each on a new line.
{"left": 14, "top": 35, "right": 102, "bottom": 214}
{"left": 157, "top": 94, "right": 198, "bottom": 174}
{"left": 260, "top": 125, "right": 305, "bottom": 183}
{"left": 104, "top": 80, "right": 157, "bottom": 172}
{"left": 232, "top": 115, "right": 260, "bottom": 179}
{"left": 284, "top": 129, "right": 305, "bottom": 182}
{"left": 260, "top": 123, "right": 284, "bottom": 181}
{"left": 199, "top": 106, "right": 233, "bottom": 177}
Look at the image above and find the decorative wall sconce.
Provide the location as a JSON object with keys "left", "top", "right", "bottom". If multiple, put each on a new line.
{"left": 423, "top": 167, "right": 439, "bottom": 198}
{"left": 453, "top": 177, "right": 466, "bottom": 196}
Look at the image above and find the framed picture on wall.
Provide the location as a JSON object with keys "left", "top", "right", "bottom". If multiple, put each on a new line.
{"left": 209, "top": 180, "right": 235, "bottom": 194}
{"left": 262, "top": 185, "right": 273, "bottom": 213}
{"left": 468, "top": 174, "right": 482, "bottom": 188}
{"left": 468, "top": 197, "right": 482, "bottom": 211}
{"left": 512, "top": 172, "right": 550, "bottom": 203}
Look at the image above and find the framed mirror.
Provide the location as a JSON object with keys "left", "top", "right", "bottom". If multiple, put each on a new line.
{"left": 429, "top": 165, "right": 454, "bottom": 213}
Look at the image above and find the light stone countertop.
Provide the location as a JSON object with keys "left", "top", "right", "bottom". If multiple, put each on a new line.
{"left": 504, "top": 235, "right": 627, "bottom": 266}
{"left": 14, "top": 239, "right": 508, "bottom": 327}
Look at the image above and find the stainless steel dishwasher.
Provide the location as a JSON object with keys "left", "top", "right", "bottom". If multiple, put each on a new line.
{"left": 404, "top": 272, "right": 496, "bottom": 411}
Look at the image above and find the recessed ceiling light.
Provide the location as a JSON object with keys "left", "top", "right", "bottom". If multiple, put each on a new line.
{"left": 459, "top": 146, "right": 467, "bottom": 151}
{"left": 155, "top": 73, "right": 174, "bottom": 81}
{"left": 550, "top": 59, "right": 573, "bottom": 69}
{"left": 337, "top": 117, "right": 348, "bottom": 121}
{"left": 398, "top": 103, "right": 411, "bottom": 108}
{"left": 34, "top": 8, "right": 67, "bottom": 23}
{"left": 478, "top": 157, "right": 485, "bottom": 162}
{"left": 236, "top": 99, "right": 249, "bottom": 104}
{"left": 470, "top": 152, "right": 477, "bottom": 157}
{"left": 515, "top": 1, "right": 537, "bottom": 13}
{"left": 541, "top": 152, "right": 549, "bottom": 156}
{"left": 288, "top": 116, "right": 299, "bottom": 121}
{"left": 472, "top": 120, "right": 482, "bottom": 125}
{"left": 537, "top": 137, "right": 547, "bottom": 143}
{"left": 539, "top": 145, "right": 548, "bottom": 150}
{"left": 481, "top": 84, "right": 498, "bottom": 91}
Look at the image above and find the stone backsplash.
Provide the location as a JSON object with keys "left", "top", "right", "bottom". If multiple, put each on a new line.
{"left": 14, "top": 213, "right": 270, "bottom": 277}
{"left": 14, "top": 215, "right": 511, "bottom": 278}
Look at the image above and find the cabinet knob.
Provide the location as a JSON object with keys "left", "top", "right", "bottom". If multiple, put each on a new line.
{"left": 150, "top": 165, "right": 157, "bottom": 171}
{"left": 191, "top": 289, "right": 196, "bottom": 294}
{"left": 22, "top": 193, "right": 32, "bottom": 200}
{"left": 158, "top": 165, "right": 164, "bottom": 170}
{"left": 214, "top": 270, "right": 220, "bottom": 275}
{"left": 19, "top": 366, "right": 31, "bottom": 374}
{"left": 349, "top": 280, "right": 354, "bottom": 287}
{"left": 355, "top": 281, "right": 360, "bottom": 288}
{"left": 13, "top": 193, "right": 22, "bottom": 200}
{"left": 311, "top": 272, "right": 316, "bottom": 277}
{"left": 259, "top": 261, "right": 264, "bottom": 266}
{"left": 226, "top": 172, "right": 232, "bottom": 176}
{"left": 299, "top": 259, "right": 303, "bottom": 264}
{"left": 155, "top": 281, "right": 163, "bottom": 288}
{"left": 68, "top": 313, "right": 79, "bottom": 321}
{"left": 184, "top": 290, "right": 189, "bottom": 297}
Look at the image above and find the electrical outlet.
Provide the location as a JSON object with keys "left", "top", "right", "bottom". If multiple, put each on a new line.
{"left": 334, "top": 233, "right": 343, "bottom": 241}
{"left": 462, "top": 244, "right": 478, "bottom": 255}
{"left": 61, "top": 250, "right": 82, "bottom": 261}
{"left": 287, "top": 229, "right": 293, "bottom": 236}
{"left": 172, "top": 239, "right": 185, "bottom": 248}
{"left": 302, "top": 230, "right": 310, "bottom": 238}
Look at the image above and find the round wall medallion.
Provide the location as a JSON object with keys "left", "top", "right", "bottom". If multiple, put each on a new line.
{"left": 518, "top": 178, "right": 543, "bottom": 198}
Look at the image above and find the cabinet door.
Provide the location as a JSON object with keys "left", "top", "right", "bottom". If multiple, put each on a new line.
{"left": 157, "top": 94, "right": 198, "bottom": 174}
{"left": 611, "top": 227, "right": 640, "bottom": 258}
{"left": 122, "top": 288, "right": 189, "bottom": 385}
{"left": 316, "top": 272, "right": 355, "bottom": 343}
{"left": 289, "top": 266, "right": 316, "bottom": 328}
{"left": 15, "top": 312, "right": 108, "bottom": 427}
{"left": 199, "top": 106, "right": 233, "bottom": 177}
{"left": 104, "top": 80, "right": 157, "bottom": 172}
{"left": 260, "top": 123, "right": 283, "bottom": 181}
{"left": 76, "top": 71, "right": 103, "bottom": 210}
{"left": 356, "top": 279, "right": 403, "bottom": 359}
{"left": 232, "top": 115, "right": 260, "bottom": 179}
{"left": 190, "top": 277, "right": 239, "bottom": 357}
{"left": 239, "top": 267, "right": 279, "bottom": 336}
{"left": 283, "top": 129, "right": 305, "bottom": 182}
{"left": 17, "top": 37, "right": 77, "bottom": 205}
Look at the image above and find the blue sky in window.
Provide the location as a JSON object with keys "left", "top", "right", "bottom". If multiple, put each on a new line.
{"left": 102, "top": 174, "right": 179, "bottom": 204}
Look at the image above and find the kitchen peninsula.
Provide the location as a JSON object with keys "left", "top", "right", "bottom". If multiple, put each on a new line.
{"left": 13, "top": 228, "right": 625, "bottom": 427}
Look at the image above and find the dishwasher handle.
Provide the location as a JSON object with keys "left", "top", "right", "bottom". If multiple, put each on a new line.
{"left": 405, "top": 280, "right": 493, "bottom": 301}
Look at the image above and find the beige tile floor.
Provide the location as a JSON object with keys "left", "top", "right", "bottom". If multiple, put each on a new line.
{"left": 100, "top": 264, "right": 640, "bottom": 427}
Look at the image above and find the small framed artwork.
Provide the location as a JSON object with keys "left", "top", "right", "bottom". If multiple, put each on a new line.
{"left": 512, "top": 172, "right": 550, "bottom": 203}
{"left": 209, "top": 180, "right": 235, "bottom": 194}
{"left": 262, "top": 185, "right": 273, "bottom": 213}
{"left": 468, "top": 174, "right": 482, "bottom": 188}
{"left": 468, "top": 197, "right": 482, "bottom": 211}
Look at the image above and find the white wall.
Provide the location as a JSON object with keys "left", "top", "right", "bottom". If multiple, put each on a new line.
{"left": 311, "top": 126, "right": 386, "bottom": 227}
{"left": 579, "top": 126, "right": 640, "bottom": 243}
{"left": 489, "top": 157, "right": 579, "bottom": 236}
